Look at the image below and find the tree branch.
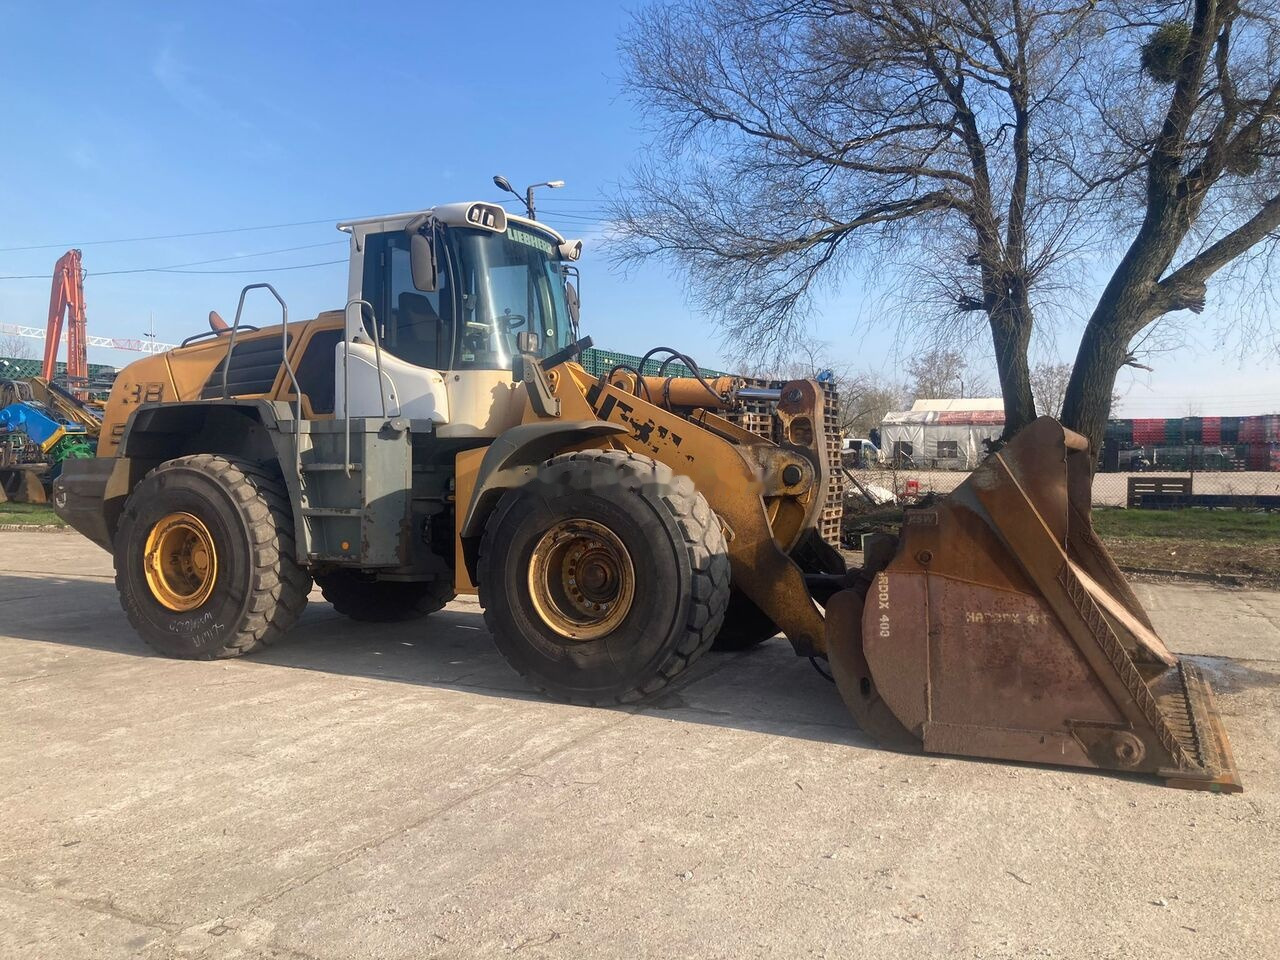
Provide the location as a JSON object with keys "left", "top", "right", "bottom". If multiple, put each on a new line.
{"left": 1153, "top": 190, "right": 1280, "bottom": 313}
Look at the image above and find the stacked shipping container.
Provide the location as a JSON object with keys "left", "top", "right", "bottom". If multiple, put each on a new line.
{"left": 1106, "top": 414, "right": 1280, "bottom": 471}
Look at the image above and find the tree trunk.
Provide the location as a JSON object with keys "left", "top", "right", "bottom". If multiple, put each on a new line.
{"left": 1060, "top": 318, "right": 1131, "bottom": 457}
{"left": 1062, "top": 189, "right": 1193, "bottom": 456}
{"left": 989, "top": 302, "right": 1037, "bottom": 439}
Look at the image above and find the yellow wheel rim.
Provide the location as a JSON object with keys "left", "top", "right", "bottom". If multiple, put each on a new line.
{"left": 528, "top": 519, "right": 636, "bottom": 641}
{"left": 143, "top": 512, "right": 218, "bottom": 612}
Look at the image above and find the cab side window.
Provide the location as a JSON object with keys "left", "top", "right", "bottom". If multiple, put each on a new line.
{"left": 361, "top": 232, "right": 453, "bottom": 370}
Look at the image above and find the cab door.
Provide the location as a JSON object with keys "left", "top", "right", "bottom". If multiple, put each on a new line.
{"left": 336, "top": 231, "right": 451, "bottom": 423}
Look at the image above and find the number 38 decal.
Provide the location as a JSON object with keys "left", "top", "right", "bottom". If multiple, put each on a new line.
{"left": 123, "top": 382, "right": 166, "bottom": 404}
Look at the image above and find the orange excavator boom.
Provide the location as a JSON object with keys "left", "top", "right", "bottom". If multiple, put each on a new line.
{"left": 41, "top": 249, "right": 88, "bottom": 396}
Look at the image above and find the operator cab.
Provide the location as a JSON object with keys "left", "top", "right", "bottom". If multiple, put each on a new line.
{"left": 336, "top": 203, "right": 582, "bottom": 437}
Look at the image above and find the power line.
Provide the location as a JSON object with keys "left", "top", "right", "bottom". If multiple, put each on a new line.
{"left": 2, "top": 204, "right": 609, "bottom": 259}
{"left": 489, "top": 198, "right": 610, "bottom": 221}
{"left": 155, "top": 258, "right": 347, "bottom": 275}
{"left": 499, "top": 202, "right": 609, "bottom": 217}
{"left": 0, "top": 206, "right": 613, "bottom": 284}
{"left": 539, "top": 210, "right": 610, "bottom": 222}
{"left": 0, "top": 241, "right": 347, "bottom": 280}
{"left": 488, "top": 196, "right": 604, "bottom": 205}
{"left": 0, "top": 217, "right": 343, "bottom": 253}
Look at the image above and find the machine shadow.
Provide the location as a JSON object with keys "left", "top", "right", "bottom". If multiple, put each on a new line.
{"left": 0, "top": 572, "right": 872, "bottom": 750}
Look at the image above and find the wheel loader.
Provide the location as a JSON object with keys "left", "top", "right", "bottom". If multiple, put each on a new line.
{"left": 53, "top": 201, "right": 1240, "bottom": 791}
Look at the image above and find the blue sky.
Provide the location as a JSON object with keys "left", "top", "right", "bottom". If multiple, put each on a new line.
{"left": 1, "top": 1, "right": 1276, "bottom": 416}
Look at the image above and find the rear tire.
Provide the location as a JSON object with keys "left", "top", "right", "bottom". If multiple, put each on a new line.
{"left": 113, "top": 455, "right": 311, "bottom": 659}
{"left": 710, "top": 589, "right": 779, "bottom": 651}
{"left": 477, "top": 450, "right": 730, "bottom": 704}
{"left": 316, "top": 570, "right": 455, "bottom": 622}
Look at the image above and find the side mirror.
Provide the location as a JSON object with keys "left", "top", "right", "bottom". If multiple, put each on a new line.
{"left": 409, "top": 231, "right": 438, "bottom": 292}
{"left": 564, "top": 281, "right": 580, "bottom": 331}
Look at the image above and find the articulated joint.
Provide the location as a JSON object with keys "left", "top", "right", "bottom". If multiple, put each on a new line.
{"left": 745, "top": 445, "right": 816, "bottom": 497}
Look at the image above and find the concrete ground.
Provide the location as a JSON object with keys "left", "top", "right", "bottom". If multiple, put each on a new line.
{"left": 1, "top": 530, "right": 1277, "bottom": 960}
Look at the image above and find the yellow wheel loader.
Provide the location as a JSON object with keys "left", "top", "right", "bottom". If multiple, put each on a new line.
{"left": 53, "top": 202, "right": 1240, "bottom": 791}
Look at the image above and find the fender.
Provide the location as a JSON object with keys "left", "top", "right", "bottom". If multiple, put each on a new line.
{"left": 55, "top": 399, "right": 298, "bottom": 552}
{"left": 458, "top": 420, "right": 628, "bottom": 540}
{"left": 117, "top": 398, "right": 288, "bottom": 460}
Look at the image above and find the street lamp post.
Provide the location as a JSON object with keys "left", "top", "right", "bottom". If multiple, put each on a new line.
{"left": 492, "top": 175, "right": 565, "bottom": 220}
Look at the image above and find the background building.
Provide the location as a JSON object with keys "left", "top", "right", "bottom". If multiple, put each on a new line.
{"left": 880, "top": 398, "right": 1005, "bottom": 469}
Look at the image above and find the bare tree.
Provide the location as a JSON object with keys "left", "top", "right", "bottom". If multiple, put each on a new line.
{"left": 1030, "top": 360, "right": 1072, "bottom": 417}
{"left": 906, "top": 347, "right": 993, "bottom": 400}
{"left": 610, "top": 0, "right": 1101, "bottom": 436}
{"left": 841, "top": 375, "right": 906, "bottom": 436}
{"left": 1062, "top": 0, "right": 1280, "bottom": 450}
{"left": 0, "top": 331, "right": 33, "bottom": 361}
{"left": 611, "top": 0, "right": 1280, "bottom": 456}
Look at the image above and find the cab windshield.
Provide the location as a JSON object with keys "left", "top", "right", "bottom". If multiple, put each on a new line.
{"left": 448, "top": 224, "right": 573, "bottom": 370}
{"left": 359, "top": 222, "right": 574, "bottom": 373}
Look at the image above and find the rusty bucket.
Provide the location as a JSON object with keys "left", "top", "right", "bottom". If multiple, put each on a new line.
{"left": 827, "top": 417, "right": 1241, "bottom": 791}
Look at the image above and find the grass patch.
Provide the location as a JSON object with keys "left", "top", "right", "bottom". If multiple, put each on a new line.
{"left": 1091, "top": 507, "right": 1279, "bottom": 585}
{"left": 0, "top": 502, "right": 65, "bottom": 526}
{"left": 1091, "top": 507, "right": 1280, "bottom": 543}
{"left": 845, "top": 504, "right": 1280, "bottom": 586}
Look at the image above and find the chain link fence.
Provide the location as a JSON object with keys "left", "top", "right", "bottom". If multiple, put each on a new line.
{"left": 846, "top": 460, "right": 1280, "bottom": 509}
{"left": 842, "top": 436, "right": 1280, "bottom": 523}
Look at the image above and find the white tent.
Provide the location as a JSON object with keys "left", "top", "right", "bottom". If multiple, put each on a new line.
{"left": 880, "top": 398, "right": 1004, "bottom": 469}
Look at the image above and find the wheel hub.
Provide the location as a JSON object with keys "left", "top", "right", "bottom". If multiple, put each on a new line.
{"left": 143, "top": 512, "right": 219, "bottom": 612}
{"left": 528, "top": 519, "right": 636, "bottom": 641}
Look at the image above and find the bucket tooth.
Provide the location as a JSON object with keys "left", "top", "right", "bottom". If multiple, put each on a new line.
{"left": 1149, "top": 660, "right": 1242, "bottom": 792}
{"left": 827, "top": 417, "right": 1242, "bottom": 792}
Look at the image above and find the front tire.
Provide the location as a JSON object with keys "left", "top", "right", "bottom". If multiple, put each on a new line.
{"left": 113, "top": 455, "right": 311, "bottom": 659}
{"left": 316, "top": 570, "right": 455, "bottom": 622}
{"left": 477, "top": 450, "right": 730, "bottom": 704}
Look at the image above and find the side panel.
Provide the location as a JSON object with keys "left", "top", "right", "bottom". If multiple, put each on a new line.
{"left": 286, "top": 325, "right": 344, "bottom": 418}
{"left": 438, "top": 370, "right": 526, "bottom": 438}
{"left": 98, "top": 320, "right": 323, "bottom": 456}
{"left": 334, "top": 341, "right": 449, "bottom": 422}
{"left": 52, "top": 457, "right": 118, "bottom": 550}
{"left": 267, "top": 311, "right": 343, "bottom": 419}
{"left": 295, "top": 418, "right": 412, "bottom": 568}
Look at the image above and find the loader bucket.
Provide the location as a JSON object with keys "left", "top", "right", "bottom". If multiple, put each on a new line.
{"left": 827, "top": 417, "right": 1241, "bottom": 791}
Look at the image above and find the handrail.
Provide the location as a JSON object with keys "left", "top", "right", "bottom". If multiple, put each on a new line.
{"left": 181, "top": 324, "right": 257, "bottom": 348}
{"left": 342, "top": 298, "right": 388, "bottom": 477}
{"left": 224, "top": 283, "right": 302, "bottom": 479}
